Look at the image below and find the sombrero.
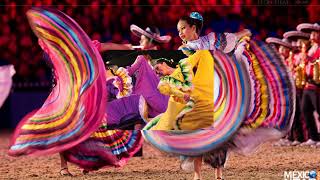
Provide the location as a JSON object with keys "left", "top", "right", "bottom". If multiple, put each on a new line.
{"left": 265, "top": 37, "right": 293, "bottom": 49}
{"left": 297, "top": 23, "right": 320, "bottom": 33}
{"left": 283, "top": 30, "right": 310, "bottom": 41}
{"left": 130, "top": 24, "right": 171, "bottom": 43}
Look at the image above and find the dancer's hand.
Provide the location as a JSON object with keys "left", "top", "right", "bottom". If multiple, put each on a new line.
{"left": 173, "top": 96, "right": 183, "bottom": 103}
{"left": 183, "top": 93, "right": 190, "bottom": 102}
{"left": 92, "top": 40, "right": 101, "bottom": 51}
{"left": 172, "top": 94, "right": 190, "bottom": 103}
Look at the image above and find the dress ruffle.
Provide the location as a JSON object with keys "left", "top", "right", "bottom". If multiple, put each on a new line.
{"left": 64, "top": 127, "right": 143, "bottom": 171}
{"left": 9, "top": 7, "right": 107, "bottom": 156}
{"left": 0, "top": 65, "right": 15, "bottom": 108}
{"left": 143, "top": 40, "right": 295, "bottom": 156}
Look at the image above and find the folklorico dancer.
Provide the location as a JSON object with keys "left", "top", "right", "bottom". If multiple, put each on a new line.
{"left": 283, "top": 30, "right": 311, "bottom": 146}
{"left": 93, "top": 24, "right": 172, "bottom": 51}
{"left": 265, "top": 37, "right": 293, "bottom": 67}
{"left": 8, "top": 8, "right": 143, "bottom": 176}
{"left": 94, "top": 39, "right": 171, "bottom": 118}
{"left": 298, "top": 23, "right": 320, "bottom": 57}
{"left": 295, "top": 23, "right": 320, "bottom": 147}
{"left": 283, "top": 31, "right": 310, "bottom": 94}
{"left": 142, "top": 12, "right": 295, "bottom": 180}
{"left": 130, "top": 24, "right": 171, "bottom": 50}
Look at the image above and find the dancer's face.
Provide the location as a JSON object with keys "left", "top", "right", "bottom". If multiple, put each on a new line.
{"left": 177, "top": 20, "right": 196, "bottom": 42}
{"left": 279, "top": 45, "right": 290, "bottom": 58}
{"left": 140, "top": 35, "right": 154, "bottom": 50}
{"left": 296, "top": 39, "right": 302, "bottom": 50}
{"left": 310, "top": 31, "right": 320, "bottom": 44}
{"left": 154, "top": 62, "right": 170, "bottom": 76}
{"left": 296, "top": 39, "right": 309, "bottom": 51}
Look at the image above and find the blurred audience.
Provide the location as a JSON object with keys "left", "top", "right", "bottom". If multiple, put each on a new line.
{"left": 0, "top": 0, "right": 314, "bottom": 86}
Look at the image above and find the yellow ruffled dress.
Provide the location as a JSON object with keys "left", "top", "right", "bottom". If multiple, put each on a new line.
{"left": 151, "top": 50, "right": 214, "bottom": 130}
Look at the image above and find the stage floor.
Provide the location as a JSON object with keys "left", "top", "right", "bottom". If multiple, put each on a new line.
{"left": 1, "top": 131, "right": 318, "bottom": 180}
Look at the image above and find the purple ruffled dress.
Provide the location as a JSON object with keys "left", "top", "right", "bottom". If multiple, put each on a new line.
{"left": 127, "top": 55, "right": 169, "bottom": 117}
{"left": 62, "top": 76, "right": 145, "bottom": 171}
{"left": 105, "top": 76, "right": 147, "bottom": 127}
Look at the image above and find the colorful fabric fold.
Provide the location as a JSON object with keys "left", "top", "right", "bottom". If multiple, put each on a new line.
{"left": 143, "top": 40, "right": 295, "bottom": 156}
{"left": 113, "top": 67, "right": 133, "bottom": 98}
{"left": 64, "top": 126, "right": 143, "bottom": 171}
{"left": 143, "top": 50, "right": 251, "bottom": 155}
{"left": 106, "top": 94, "right": 148, "bottom": 127}
{"left": 9, "top": 7, "right": 107, "bottom": 156}
{"left": 0, "top": 65, "right": 15, "bottom": 108}
{"left": 230, "top": 40, "right": 296, "bottom": 155}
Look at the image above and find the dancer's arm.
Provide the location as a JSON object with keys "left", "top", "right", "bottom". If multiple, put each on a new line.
{"left": 158, "top": 84, "right": 185, "bottom": 98}
{"left": 157, "top": 53, "right": 200, "bottom": 102}
{"left": 127, "top": 55, "right": 145, "bottom": 76}
{"left": 92, "top": 40, "right": 133, "bottom": 52}
{"left": 206, "top": 29, "right": 251, "bottom": 53}
{"left": 100, "top": 42, "right": 133, "bottom": 51}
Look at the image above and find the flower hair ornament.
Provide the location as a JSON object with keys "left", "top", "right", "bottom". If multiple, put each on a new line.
{"left": 189, "top": 12, "right": 203, "bottom": 22}
{"left": 154, "top": 58, "right": 175, "bottom": 64}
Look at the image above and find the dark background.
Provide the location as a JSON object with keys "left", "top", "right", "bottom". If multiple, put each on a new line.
{"left": 104, "top": 50, "right": 186, "bottom": 66}
{"left": 1, "top": 0, "right": 318, "bottom": 84}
